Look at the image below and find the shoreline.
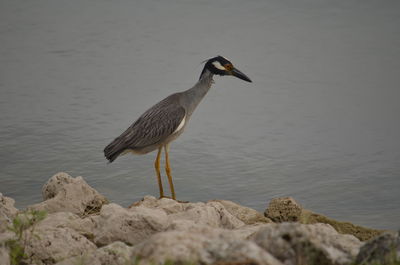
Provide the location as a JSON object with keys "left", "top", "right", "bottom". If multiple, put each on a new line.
{"left": 0, "top": 172, "right": 398, "bottom": 265}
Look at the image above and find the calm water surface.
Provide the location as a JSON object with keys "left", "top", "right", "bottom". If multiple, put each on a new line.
{"left": 1, "top": 0, "right": 399, "bottom": 230}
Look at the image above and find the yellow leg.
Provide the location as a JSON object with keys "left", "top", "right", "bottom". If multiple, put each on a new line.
{"left": 164, "top": 144, "right": 176, "bottom": 200}
{"left": 154, "top": 146, "right": 164, "bottom": 198}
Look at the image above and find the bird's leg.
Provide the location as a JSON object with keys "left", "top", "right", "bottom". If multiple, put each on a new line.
{"left": 154, "top": 146, "right": 164, "bottom": 198}
{"left": 164, "top": 144, "right": 176, "bottom": 200}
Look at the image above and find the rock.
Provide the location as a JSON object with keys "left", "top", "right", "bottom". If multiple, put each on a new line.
{"left": 0, "top": 231, "right": 15, "bottom": 245}
{"left": 0, "top": 229, "right": 14, "bottom": 265}
{"left": 131, "top": 227, "right": 283, "bottom": 265}
{"left": 230, "top": 224, "right": 271, "bottom": 240}
{"left": 212, "top": 200, "right": 272, "bottom": 225}
{"left": 0, "top": 193, "right": 18, "bottom": 233}
{"left": 92, "top": 203, "right": 168, "bottom": 246}
{"left": 205, "top": 239, "right": 284, "bottom": 265}
{"left": 133, "top": 197, "right": 247, "bottom": 229}
{"left": 3, "top": 174, "right": 389, "bottom": 265}
{"left": 251, "top": 223, "right": 362, "bottom": 265}
{"left": 300, "top": 209, "right": 383, "bottom": 241}
{"left": 55, "top": 241, "right": 134, "bottom": 265}
{"left": 167, "top": 202, "right": 245, "bottom": 229}
{"left": 131, "top": 229, "right": 225, "bottom": 264}
{"left": 23, "top": 224, "right": 97, "bottom": 265}
{"left": 29, "top": 172, "right": 108, "bottom": 217}
{"left": 135, "top": 196, "right": 271, "bottom": 227}
{"left": 264, "top": 197, "right": 302, "bottom": 222}
{"left": 206, "top": 201, "right": 247, "bottom": 228}
{"left": 265, "top": 197, "right": 382, "bottom": 241}
{"left": 0, "top": 244, "right": 10, "bottom": 265}
{"left": 129, "top": 195, "right": 188, "bottom": 214}
{"left": 166, "top": 219, "right": 268, "bottom": 241}
{"left": 33, "top": 211, "right": 96, "bottom": 241}
{"left": 355, "top": 231, "right": 400, "bottom": 265}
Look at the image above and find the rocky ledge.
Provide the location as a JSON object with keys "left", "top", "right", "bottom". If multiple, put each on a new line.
{"left": 0, "top": 172, "right": 398, "bottom": 265}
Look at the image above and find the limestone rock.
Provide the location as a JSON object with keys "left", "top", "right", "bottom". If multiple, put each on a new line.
{"left": 0, "top": 193, "right": 18, "bottom": 233}
{"left": 230, "top": 223, "right": 271, "bottom": 240}
{"left": 206, "top": 240, "right": 284, "bottom": 265}
{"left": 132, "top": 197, "right": 253, "bottom": 229}
{"left": 131, "top": 197, "right": 267, "bottom": 230}
{"left": 212, "top": 199, "right": 272, "bottom": 225}
{"left": 34, "top": 211, "right": 96, "bottom": 241}
{"left": 92, "top": 203, "right": 168, "bottom": 246}
{"left": 355, "top": 231, "right": 400, "bottom": 265}
{"left": 206, "top": 201, "right": 247, "bottom": 228}
{"left": 167, "top": 202, "right": 244, "bottom": 229}
{"left": 3, "top": 174, "right": 387, "bottom": 265}
{"left": 0, "top": 244, "right": 10, "bottom": 265}
{"left": 23, "top": 225, "right": 97, "bottom": 265}
{"left": 55, "top": 241, "right": 134, "bottom": 265}
{"left": 300, "top": 209, "right": 383, "bottom": 241}
{"left": 131, "top": 227, "right": 283, "bottom": 265}
{"left": 29, "top": 172, "right": 108, "bottom": 217}
{"left": 251, "top": 223, "right": 362, "bottom": 265}
{"left": 131, "top": 229, "right": 223, "bottom": 263}
{"left": 265, "top": 197, "right": 382, "bottom": 241}
{"left": 130, "top": 195, "right": 188, "bottom": 214}
{"left": 265, "top": 197, "right": 302, "bottom": 222}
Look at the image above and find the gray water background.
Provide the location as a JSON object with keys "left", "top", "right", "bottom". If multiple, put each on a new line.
{"left": 1, "top": 0, "right": 399, "bottom": 230}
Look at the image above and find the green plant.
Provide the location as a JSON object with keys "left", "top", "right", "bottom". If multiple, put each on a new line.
{"left": 6, "top": 209, "right": 47, "bottom": 265}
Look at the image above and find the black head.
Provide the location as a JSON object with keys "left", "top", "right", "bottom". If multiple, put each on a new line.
{"left": 200, "top": 55, "right": 252, "bottom": 82}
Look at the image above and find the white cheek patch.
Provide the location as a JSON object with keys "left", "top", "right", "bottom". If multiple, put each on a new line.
{"left": 212, "top": 61, "right": 226, "bottom": 71}
{"left": 173, "top": 115, "right": 186, "bottom": 134}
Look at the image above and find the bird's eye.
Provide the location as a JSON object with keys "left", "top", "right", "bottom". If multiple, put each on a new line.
{"left": 225, "top": 64, "right": 233, "bottom": 71}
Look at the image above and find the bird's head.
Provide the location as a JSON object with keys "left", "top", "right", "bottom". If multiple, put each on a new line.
{"left": 200, "top": 55, "right": 252, "bottom": 82}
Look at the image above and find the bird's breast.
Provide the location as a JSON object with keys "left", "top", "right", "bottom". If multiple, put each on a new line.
{"left": 173, "top": 115, "right": 186, "bottom": 134}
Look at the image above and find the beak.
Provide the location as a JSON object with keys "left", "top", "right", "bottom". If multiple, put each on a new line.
{"left": 231, "top": 67, "right": 252, "bottom": 82}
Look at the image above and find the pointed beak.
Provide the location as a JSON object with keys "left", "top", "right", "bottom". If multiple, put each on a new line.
{"left": 231, "top": 67, "right": 252, "bottom": 83}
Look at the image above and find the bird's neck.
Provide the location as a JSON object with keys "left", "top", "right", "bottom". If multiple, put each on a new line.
{"left": 181, "top": 69, "right": 214, "bottom": 116}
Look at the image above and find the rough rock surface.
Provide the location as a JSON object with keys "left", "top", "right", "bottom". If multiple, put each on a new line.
{"left": 31, "top": 211, "right": 96, "bottom": 240}
{"left": 169, "top": 201, "right": 245, "bottom": 229}
{"left": 265, "top": 197, "right": 302, "bottom": 222}
{"left": 29, "top": 172, "right": 108, "bottom": 217}
{"left": 55, "top": 241, "right": 134, "bottom": 265}
{"left": 92, "top": 203, "right": 169, "bottom": 246}
{"left": 131, "top": 227, "right": 283, "bottom": 265}
{"left": 213, "top": 199, "right": 272, "bottom": 225}
{"left": 0, "top": 193, "right": 18, "bottom": 233}
{"left": 0, "top": 173, "right": 391, "bottom": 265}
{"left": 0, "top": 244, "right": 10, "bottom": 265}
{"left": 300, "top": 209, "right": 383, "bottom": 241}
{"left": 130, "top": 195, "right": 187, "bottom": 214}
{"left": 356, "top": 231, "right": 400, "bottom": 265}
{"left": 265, "top": 196, "right": 383, "bottom": 241}
{"left": 132, "top": 196, "right": 247, "bottom": 229}
{"left": 251, "top": 223, "right": 362, "bottom": 265}
{"left": 23, "top": 215, "right": 97, "bottom": 265}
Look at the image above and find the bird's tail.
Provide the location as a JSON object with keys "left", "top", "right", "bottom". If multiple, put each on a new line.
{"left": 104, "top": 138, "right": 125, "bottom": 163}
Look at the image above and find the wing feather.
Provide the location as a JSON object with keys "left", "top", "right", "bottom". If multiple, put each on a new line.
{"left": 126, "top": 97, "right": 185, "bottom": 147}
{"left": 104, "top": 93, "right": 185, "bottom": 161}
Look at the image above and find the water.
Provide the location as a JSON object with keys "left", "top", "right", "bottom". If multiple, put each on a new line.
{"left": 1, "top": 0, "right": 399, "bottom": 230}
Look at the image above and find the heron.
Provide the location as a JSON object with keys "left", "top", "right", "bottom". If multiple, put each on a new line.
{"left": 104, "top": 55, "right": 252, "bottom": 200}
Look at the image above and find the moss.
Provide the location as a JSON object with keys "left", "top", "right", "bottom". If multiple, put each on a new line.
{"left": 300, "top": 209, "right": 384, "bottom": 241}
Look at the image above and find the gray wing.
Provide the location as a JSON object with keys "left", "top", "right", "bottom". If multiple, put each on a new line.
{"left": 110, "top": 94, "right": 186, "bottom": 150}
{"left": 124, "top": 94, "right": 186, "bottom": 148}
{"left": 104, "top": 93, "right": 185, "bottom": 161}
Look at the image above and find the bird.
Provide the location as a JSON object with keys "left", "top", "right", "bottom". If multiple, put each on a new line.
{"left": 104, "top": 55, "right": 252, "bottom": 200}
